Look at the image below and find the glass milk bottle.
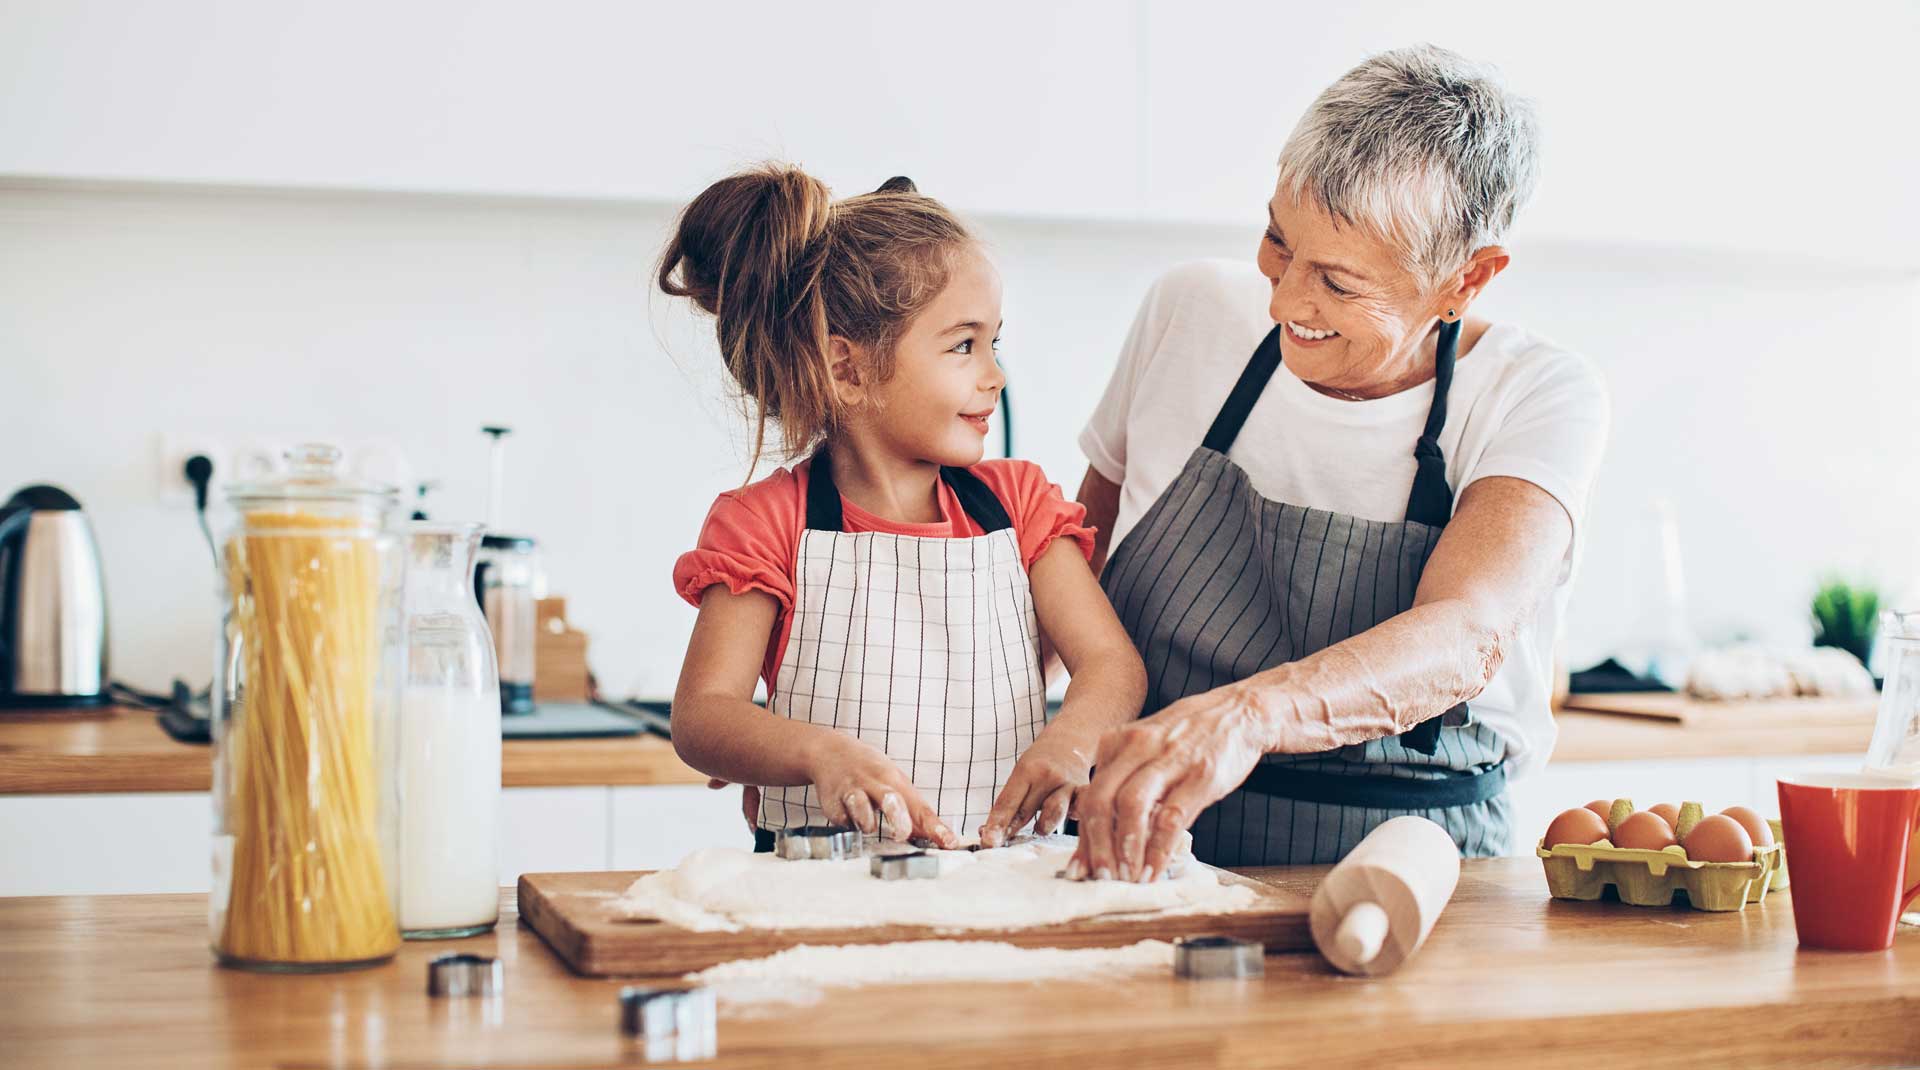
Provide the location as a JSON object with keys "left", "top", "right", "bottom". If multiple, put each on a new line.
{"left": 211, "top": 444, "right": 404, "bottom": 971}
{"left": 397, "top": 522, "right": 503, "bottom": 938}
{"left": 1866, "top": 611, "right": 1920, "bottom": 781}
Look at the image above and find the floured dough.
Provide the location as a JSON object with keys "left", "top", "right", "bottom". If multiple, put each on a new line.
{"left": 615, "top": 835, "right": 1257, "bottom": 932}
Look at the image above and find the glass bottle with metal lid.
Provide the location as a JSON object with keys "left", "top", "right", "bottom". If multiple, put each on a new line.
{"left": 210, "top": 443, "right": 404, "bottom": 971}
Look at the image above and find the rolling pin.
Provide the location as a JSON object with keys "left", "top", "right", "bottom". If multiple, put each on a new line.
{"left": 1308, "top": 815, "right": 1460, "bottom": 976}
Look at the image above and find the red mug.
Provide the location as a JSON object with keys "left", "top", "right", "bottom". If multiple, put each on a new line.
{"left": 1777, "top": 774, "right": 1920, "bottom": 951}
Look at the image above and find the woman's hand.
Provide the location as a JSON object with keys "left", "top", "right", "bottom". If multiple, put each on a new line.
{"left": 978, "top": 721, "right": 1103, "bottom": 847}
{"left": 1068, "top": 683, "right": 1273, "bottom": 883}
{"left": 802, "top": 730, "right": 958, "bottom": 848}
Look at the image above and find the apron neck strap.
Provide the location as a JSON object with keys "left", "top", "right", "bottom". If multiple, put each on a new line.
{"left": 1199, "top": 319, "right": 1462, "bottom": 527}
{"left": 805, "top": 448, "right": 1014, "bottom": 533}
{"left": 1404, "top": 318, "right": 1460, "bottom": 527}
{"left": 1201, "top": 325, "right": 1283, "bottom": 455}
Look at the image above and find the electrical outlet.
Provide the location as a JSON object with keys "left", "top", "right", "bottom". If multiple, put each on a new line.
{"left": 230, "top": 440, "right": 287, "bottom": 485}
{"left": 156, "top": 434, "right": 417, "bottom": 509}
{"left": 155, "top": 432, "right": 228, "bottom": 509}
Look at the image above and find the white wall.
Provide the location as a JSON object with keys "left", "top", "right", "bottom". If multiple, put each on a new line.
{"left": 3, "top": 0, "right": 1916, "bottom": 698}
{"left": 3, "top": 0, "right": 1916, "bottom": 268}
{"left": 3, "top": 181, "right": 1916, "bottom": 697}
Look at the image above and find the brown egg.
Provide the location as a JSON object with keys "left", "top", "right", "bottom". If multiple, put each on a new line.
{"left": 1583, "top": 799, "right": 1612, "bottom": 823}
{"left": 1545, "top": 807, "right": 1610, "bottom": 848}
{"left": 1647, "top": 802, "right": 1680, "bottom": 827}
{"left": 1612, "top": 811, "right": 1678, "bottom": 851}
{"left": 1683, "top": 814, "right": 1756, "bottom": 863}
{"left": 1719, "top": 806, "right": 1775, "bottom": 847}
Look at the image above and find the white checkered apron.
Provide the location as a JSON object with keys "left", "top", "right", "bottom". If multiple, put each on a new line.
{"left": 760, "top": 510, "right": 1049, "bottom": 839}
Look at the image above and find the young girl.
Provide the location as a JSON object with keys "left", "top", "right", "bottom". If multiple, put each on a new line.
{"left": 663, "top": 165, "right": 1146, "bottom": 852}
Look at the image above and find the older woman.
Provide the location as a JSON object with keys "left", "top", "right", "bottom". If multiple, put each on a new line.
{"left": 1067, "top": 45, "right": 1608, "bottom": 881}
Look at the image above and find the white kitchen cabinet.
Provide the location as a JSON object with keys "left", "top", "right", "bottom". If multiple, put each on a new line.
{"left": 0, "top": 0, "right": 1141, "bottom": 220}
{"left": 1751, "top": 754, "right": 1870, "bottom": 814}
{"left": 498, "top": 786, "right": 610, "bottom": 883}
{"left": 9, "top": 1, "right": 1906, "bottom": 265}
{"left": 609, "top": 785, "right": 753, "bottom": 871}
{"left": 0, "top": 785, "right": 610, "bottom": 896}
{"left": 0, "top": 792, "right": 211, "bottom": 896}
{"left": 1133, "top": 2, "right": 1918, "bottom": 267}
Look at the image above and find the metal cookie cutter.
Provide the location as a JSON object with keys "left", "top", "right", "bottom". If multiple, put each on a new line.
{"left": 869, "top": 850, "right": 940, "bottom": 880}
{"left": 774, "top": 825, "right": 864, "bottom": 860}
{"left": 1173, "top": 936, "right": 1265, "bottom": 980}
{"left": 427, "top": 953, "right": 503, "bottom": 997}
{"left": 619, "top": 985, "right": 717, "bottom": 1037}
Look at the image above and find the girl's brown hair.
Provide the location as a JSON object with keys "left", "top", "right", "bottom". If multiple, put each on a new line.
{"left": 658, "top": 164, "right": 973, "bottom": 467}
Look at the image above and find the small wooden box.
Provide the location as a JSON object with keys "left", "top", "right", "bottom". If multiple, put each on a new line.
{"left": 534, "top": 597, "right": 593, "bottom": 702}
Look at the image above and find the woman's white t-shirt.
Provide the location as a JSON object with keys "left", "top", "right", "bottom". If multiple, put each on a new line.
{"left": 1079, "top": 259, "right": 1610, "bottom": 780}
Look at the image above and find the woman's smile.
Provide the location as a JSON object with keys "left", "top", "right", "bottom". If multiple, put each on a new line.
{"left": 1284, "top": 320, "right": 1342, "bottom": 345}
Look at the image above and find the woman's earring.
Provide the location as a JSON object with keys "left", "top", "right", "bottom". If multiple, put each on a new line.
{"left": 1446, "top": 308, "right": 1457, "bottom": 320}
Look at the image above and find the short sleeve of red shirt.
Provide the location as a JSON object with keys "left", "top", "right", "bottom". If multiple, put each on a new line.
{"left": 968, "top": 459, "right": 1096, "bottom": 568}
{"left": 671, "top": 468, "right": 803, "bottom": 613}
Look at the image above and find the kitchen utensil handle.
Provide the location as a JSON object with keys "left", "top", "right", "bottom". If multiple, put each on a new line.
{"left": 473, "top": 560, "right": 491, "bottom": 615}
{"left": 0, "top": 502, "right": 32, "bottom": 683}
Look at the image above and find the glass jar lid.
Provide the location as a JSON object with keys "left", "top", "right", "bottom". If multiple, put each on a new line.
{"left": 226, "top": 443, "right": 398, "bottom": 510}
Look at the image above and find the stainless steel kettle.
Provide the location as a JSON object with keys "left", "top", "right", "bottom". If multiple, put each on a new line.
{"left": 0, "top": 485, "right": 109, "bottom": 707}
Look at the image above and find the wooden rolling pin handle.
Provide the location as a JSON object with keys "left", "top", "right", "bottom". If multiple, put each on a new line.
{"left": 1309, "top": 816, "right": 1461, "bottom": 977}
{"left": 1333, "top": 900, "right": 1389, "bottom": 966}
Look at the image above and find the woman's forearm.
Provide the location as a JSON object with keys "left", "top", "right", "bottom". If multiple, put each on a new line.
{"left": 670, "top": 691, "right": 832, "bottom": 787}
{"left": 1236, "top": 597, "right": 1509, "bottom": 755}
{"left": 1234, "top": 477, "right": 1569, "bottom": 756}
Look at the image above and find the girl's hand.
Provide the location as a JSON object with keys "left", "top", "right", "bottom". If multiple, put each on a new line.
{"left": 1067, "top": 684, "right": 1271, "bottom": 883}
{"left": 803, "top": 731, "right": 958, "bottom": 848}
{"left": 978, "top": 721, "right": 1103, "bottom": 847}
{"left": 1017, "top": 535, "right": 1149, "bottom": 852}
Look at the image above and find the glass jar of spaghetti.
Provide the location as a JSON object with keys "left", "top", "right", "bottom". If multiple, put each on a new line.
{"left": 211, "top": 444, "right": 405, "bottom": 971}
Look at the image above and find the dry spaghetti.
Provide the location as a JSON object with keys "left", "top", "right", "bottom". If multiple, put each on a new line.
{"left": 214, "top": 510, "right": 399, "bottom": 968}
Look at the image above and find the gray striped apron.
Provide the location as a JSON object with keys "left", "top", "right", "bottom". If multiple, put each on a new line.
{"left": 1101, "top": 320, "right": 1510, "bottom": 866}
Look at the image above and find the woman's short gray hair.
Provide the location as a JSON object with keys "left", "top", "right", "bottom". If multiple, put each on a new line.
{"left": 1276, "top": 44, "right": 1539, "bottom": 288}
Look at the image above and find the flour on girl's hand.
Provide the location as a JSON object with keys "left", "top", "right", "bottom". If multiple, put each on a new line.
{"left": 614, "top": 835, "right": 1252, "bottom": 933}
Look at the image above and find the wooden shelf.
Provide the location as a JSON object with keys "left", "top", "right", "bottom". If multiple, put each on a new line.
{"left": 0, "top": 705, "right": 705, "bottom": 795}
{"left": 1550, "top": 695, "right": 1877, "bottom": 764}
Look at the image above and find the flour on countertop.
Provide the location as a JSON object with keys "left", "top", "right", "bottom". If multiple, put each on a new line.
{"left": 614, "top": 835, "right": 1256, "bottom": 932}
{"left": 688, "top": 939, "right": 1176, "bottom": 1008}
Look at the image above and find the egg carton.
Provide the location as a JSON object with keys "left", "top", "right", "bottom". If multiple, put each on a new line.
{"left": 1535, "top": 800, "right": 1787, "bottom": 912}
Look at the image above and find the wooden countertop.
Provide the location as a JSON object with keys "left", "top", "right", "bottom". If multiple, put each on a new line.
{"left": 2, "top": 857, "right": 1914, "bottom": 1068}
{"left": 0, "top": 696, "right": 1875, "bottom": 795}
{"left": 0, "top": 705, "right": 706, "bottom": 794}
{"left": 1549, "top": 699, "right": 1877, "bottom": 763}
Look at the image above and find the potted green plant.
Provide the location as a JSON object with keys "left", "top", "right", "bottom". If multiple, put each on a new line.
{"left": 1811, "top": 578, "right": 1881, "bottom": 668}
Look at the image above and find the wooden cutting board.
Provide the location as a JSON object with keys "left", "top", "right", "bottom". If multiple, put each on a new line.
{"left": 517, "top": 869, "right": 1314, "bottom": 977}
{"left": 1561, "top": 691, "right": 1877, "bottom": 726}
